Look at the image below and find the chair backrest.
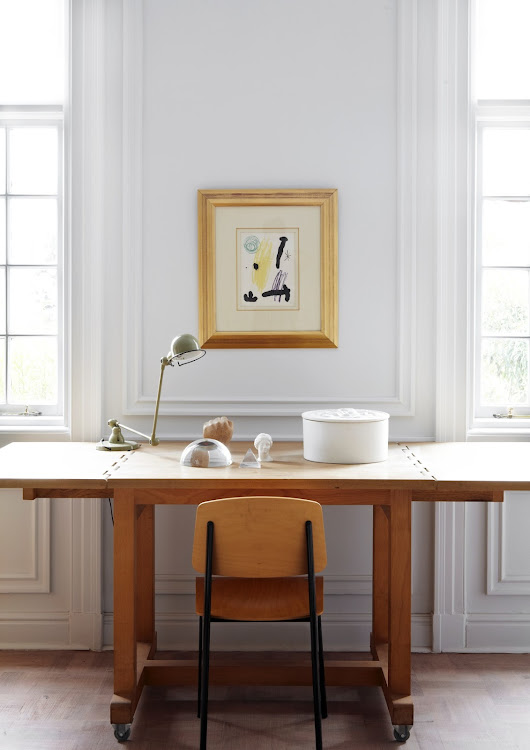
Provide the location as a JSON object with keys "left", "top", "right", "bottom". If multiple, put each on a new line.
{"left": 192, "top": 496, "right": 327, "bottom": 577}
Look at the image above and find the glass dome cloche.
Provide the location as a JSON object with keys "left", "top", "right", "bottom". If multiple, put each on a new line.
{"left": 180, "top": 438, "right": 232, "bottom": 468}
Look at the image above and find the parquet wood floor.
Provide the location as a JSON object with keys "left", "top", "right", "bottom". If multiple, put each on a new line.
{"left": 1, "top": 651, "right": 530, "bottom": 749}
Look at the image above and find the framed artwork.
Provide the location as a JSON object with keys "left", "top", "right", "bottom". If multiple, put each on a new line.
{"left": 198, "top": 189, "right": 338, "bottom": 348}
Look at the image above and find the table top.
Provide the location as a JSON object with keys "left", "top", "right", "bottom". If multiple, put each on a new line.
{"left": 0, "top": 441, "right": 529, "bottom": 494}
{"left": 404, "top": 442, "right": 530, "bottom": 490}
{"left": 0, "top": 441, "right": 122, "bottom": 489}
{"left": 106, "top": 442, "right": 432, "bottom": 490}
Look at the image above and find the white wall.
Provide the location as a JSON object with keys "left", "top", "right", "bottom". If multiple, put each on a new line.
{"left": 100, "top": 0, "right": 437, "bottom": 651}
{"left": 111, "top": 0, "right": 434, "bottom": 444}
{"left": 3, "top": 0, "right": 530, "bottom": 653}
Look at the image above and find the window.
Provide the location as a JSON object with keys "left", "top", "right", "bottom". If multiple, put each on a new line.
{"left": 472, "top": 0, "right": 530, "bottom": 423}
{"left": 0, "top": 0, "right": 66, "bottom": 421}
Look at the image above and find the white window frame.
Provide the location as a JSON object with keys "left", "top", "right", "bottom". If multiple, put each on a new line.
{"left": 468, "top": 0, "right": 530, "bottom": 434}
{"left": 0, "top": 5, "right": 69, "bottom": 433}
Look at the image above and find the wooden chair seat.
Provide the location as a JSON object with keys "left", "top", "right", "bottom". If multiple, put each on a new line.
{"left": 196, "top": 576, "right": 324, "bottom": 621}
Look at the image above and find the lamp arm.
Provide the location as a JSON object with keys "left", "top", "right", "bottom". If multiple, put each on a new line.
{"left": 115, "top": 422, "right": 151, "bottom": 441}
{"left": 149, "top": 357, "right": 170, "bottom": 445}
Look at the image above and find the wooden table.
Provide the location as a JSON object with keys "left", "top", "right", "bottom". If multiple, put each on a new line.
{"left": 3, "top": 440, "right": 530, "bottom": 743}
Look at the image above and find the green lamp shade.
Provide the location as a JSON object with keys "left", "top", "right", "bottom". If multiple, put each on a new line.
{"left": 168, "top": 333, "right": 206, "bottom": 365}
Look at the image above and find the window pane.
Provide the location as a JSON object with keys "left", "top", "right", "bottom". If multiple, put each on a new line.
{"left": 0, "top": 197, "right": 5, "bottom": 264}
{"left": 481, "top": 338, "right": 528, "bottom": 404}
{"left": 0, "top": 337, "right": 4, "bottom": 404}
{"left": 8, "top": 268, "right": 57, "bottom": 335}
{"left": 476, "top": 0, "right": 530, "bottom": 99}
{"left": 0, "top": 128, "right": 5, "bottom": 192}
{"left": 7, "top": 336, "right": 57, "bottom": 404}
{"left": 8, "top": 128, "right": 58, "bottom": 195}
{"left": 0, "top": 267, "right": 4, "bottom": 335}
{"left": 0, "top": 0, "right": 65, "bottom": 104}
{"left": 482, "top": 269, "right": 529, "bottom": 336}
{"left": 482, "top": 129, "right": 530, "bottom": 196}
{"left": 8, "top": 198, "right": 57, "bottom": 264}
{"left": 482, "top": 199, "right": 530, "bottom": 266}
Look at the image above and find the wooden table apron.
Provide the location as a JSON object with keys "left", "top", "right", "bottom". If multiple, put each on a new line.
{"left": 3, "top": 440, "right": 522, "bottom": 734}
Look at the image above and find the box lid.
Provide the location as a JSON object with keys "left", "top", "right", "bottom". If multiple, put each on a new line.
{"left": 301, "top": 408, "right": 389, "bottom": 423}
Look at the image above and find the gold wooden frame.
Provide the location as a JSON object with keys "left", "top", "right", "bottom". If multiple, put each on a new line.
{"left": 198, "top": 189, "right": 338, "bottom": 348}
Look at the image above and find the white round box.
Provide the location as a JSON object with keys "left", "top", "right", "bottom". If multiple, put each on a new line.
{"left": 302, "top": 408, "right": 389, "bottom": 464}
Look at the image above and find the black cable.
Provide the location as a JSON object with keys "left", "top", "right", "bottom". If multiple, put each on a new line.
{"left": 108, "top": 497, "right": 114, "bottom": 526}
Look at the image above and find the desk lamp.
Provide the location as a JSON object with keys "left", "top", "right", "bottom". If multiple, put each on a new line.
{"left": 97, "top": 333, "right": 205, "bottom": 451}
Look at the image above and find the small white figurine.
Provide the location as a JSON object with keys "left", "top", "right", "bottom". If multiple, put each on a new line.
{"left": 254, "top": 432, "right": 273, "bottom": 462}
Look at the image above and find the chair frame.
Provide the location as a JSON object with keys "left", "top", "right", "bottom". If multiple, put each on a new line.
{"left": 196, "top": 507, "right": 327, "bottom": 750}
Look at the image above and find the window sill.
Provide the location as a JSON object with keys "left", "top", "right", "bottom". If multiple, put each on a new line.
{"left": 0, "top": 424, "right": 71, "bottom": 441}
{"left": 468, "top": 423, "right": 530, "bottom": 441}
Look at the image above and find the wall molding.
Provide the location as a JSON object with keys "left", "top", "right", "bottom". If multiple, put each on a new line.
{"left": 395, "top": 0, "right": 417, "bottom": 417}
{"left": 0, "top": 498, "right": 50, "bottom": 594}
{"left": 70, "top": 497, "right": 103, "bottom": 649}
{"left": 121, "top": 0, "right": 419, "bottom": 421}
{"left": 128, "top": 394, "right": 411, "bottom": 419}
{"left": 0, "top": 612, "right": 70, "bottom": 649}
{"left": 433, "top": 0, "right": 471, "bottom": 654}
{"left": 434, "top": 0, "right": 470, "bottom": 443}
{"left": 70, "top": 0, "right": 106, "bottom": 442}
{"left": 122, "top": 0, "right": 144, "bottom": 418}
{"left": 433, "top": 501, "right": 466, "bottom": 652}
{"left": 67, "top": 0, "right": 109, "bottom": 650}
{"left": 487, "top": 502, "right": 530, "bottom": 595}
{"left": 465, "top": 614, "right": 530, "bottom": 651}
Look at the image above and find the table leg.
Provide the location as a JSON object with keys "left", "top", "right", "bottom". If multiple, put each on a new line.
{"left": 371, "top": 492, "right": 413, "bottom": 728}
{"left": 388, "top": 490, "right": 411, "bottom": 696}
{"left": 387, "top": 489, "right": 413, "bottom": 727}
{"left": 372, "top": 504, "right": 389, "bottom": 645}
{"left": 136, "top": 504, "right": 155, "bottom": 644}
{"left": 111, "top": 489, "right": 137, "bottom": 726}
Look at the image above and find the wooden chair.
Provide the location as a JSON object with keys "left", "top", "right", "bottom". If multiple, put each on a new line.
{"left": 192, "top": 495, "right": 328, "bottom": 750}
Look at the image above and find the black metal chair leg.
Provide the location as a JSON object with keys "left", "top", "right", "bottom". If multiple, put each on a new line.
{"left": 197, "top": 615, "right": 203, "bottom": 718}
{"left": 199, "top": 613, "right": 211, "bottom": 749}
{"left": 200, "top": 522, "right": 214, "bottom": 750}
{"left": 306, "top": 521, "right": 323, "bottom": 750}
{"left": 318, "top": 615, "right": 327, "bottom": 719}
{"left": 309, "top": 616, "right": 323, "bottom": 750}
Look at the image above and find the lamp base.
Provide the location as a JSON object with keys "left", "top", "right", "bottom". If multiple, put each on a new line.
{"left": 96, "top": 438, "right": 140, "bottom": 451}
{"left": 96, "top": 419, "right": 142, "bottom": 451}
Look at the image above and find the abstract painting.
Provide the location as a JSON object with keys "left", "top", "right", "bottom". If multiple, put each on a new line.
{"left": 237, "top": 229, "right": 299, "bottom": 310}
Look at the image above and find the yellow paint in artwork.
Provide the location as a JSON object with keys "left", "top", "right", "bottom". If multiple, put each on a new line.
{"left": 252, "top": 239, "right": 274, "bottom": 291}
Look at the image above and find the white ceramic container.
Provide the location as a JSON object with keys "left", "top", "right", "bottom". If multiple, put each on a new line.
{"left": 302, "top": 408, "right": 389, "bottom": 464}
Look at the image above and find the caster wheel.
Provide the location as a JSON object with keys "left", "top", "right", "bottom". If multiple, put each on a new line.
{"left": 113, "top": 723, "right": 131, "bottom": 743}
{"left": 393, "top": 724, "right": 411, "bottom": 742}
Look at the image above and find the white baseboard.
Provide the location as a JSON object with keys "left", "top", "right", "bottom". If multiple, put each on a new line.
{"left": 8, "top": 612, "right": 530, "bottom": 654}
{"left": 0, "top": 612, "right": 103, "bottom": 650}
{"left": 464, "top": 614, "right": 530, "bottom": 652}
{"left": 0, "top": 612, "right": 71, "bottom": 649}
{"left": 69, "top": 612, "right": 103, "bottom": 650}
{"left": 432, "top": 613, "right": 466, "bottom": 652}
{"left": 433, "top": 613, "right": 530, "bottom": 653}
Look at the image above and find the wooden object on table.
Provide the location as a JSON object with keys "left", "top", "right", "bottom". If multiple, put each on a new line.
{"left": 202, "top": 416, "right": 233, "bottom": 444}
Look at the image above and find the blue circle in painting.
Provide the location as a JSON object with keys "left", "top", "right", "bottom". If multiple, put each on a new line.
{"left": 244, "top": 235, "right": 260, "bottom": 253}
